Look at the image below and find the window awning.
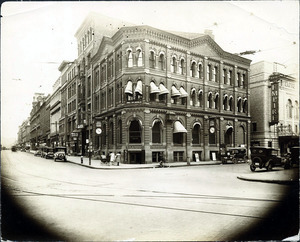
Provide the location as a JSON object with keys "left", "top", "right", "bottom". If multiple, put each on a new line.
{"left": 135, "top": 80, "right": 143, "bottom": 95}
{"left": 179, "top": 87, "right": 188, "bottom": 98}
{"left": 150, "top": 82, "right": 160, "bottom": 94}
{"left": 173, "top": 121, "right": 187, "bottom": 133}
{"left": 159, "top": 83, "right": 169, "bottom": 95}
{"left": 171, "top": 86, "right": 181, "bottom": 97}
{"left": 125, "top": 81, "right": 133, "bottom": 95}
{"left": 226, "top": 125, "right": 233, "bottom": 131}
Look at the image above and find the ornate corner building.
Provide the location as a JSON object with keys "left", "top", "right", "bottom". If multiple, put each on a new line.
{"left": 58, "top": 13, "right": 252, "bottom": 163}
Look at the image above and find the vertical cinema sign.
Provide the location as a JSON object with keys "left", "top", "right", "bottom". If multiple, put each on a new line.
{"left": 270, "top": 81, "right": 279, "bottom": 124}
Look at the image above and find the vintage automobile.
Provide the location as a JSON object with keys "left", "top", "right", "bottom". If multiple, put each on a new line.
{"left": 11, "top": 146, "right": 17, "bottom": 152}
{"left": 53, "top": 146, "right": 67, "bottom": 162}
{"left": 284, "top": 146, "right": 299, "bottom": 168}
{"left": 250, "top": 147, "right": 287, "bottom": 171}
{"left": 221, "top": 147, "right": 247, "bottom": 164}
{"left": 43, "top": 147, "right": 54, "bottom": 159}
{"left": 34, "top": 149, "right": 42, "bottom": 156}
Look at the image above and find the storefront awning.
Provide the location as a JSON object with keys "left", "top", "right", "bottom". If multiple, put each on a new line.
{"left": 179, "top": 87, "right": 188, "bottom": 98}
{"left": 173, "top": 121, "right": 187, "bottom": 133}
{"left": 226, "top": 125, "right": 233, "bottom": 131}
{"left": 150, "top": 82, "right": 160, "bottom": 94}
{"left": 135, "top": 80, "right": 143, "bottom": 95}
{"left": 171, "top": 86, "right": 181, "bottom": 97}
{"left": 125, "top": 81, "right": 133, "bottom": 95}
{"left": 159, "top": 83, "right": 169, "bottom": 95}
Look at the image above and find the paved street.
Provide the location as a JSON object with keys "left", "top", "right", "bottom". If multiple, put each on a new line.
{"left": 1, "top": 150, "right": 299, "bottom": 241}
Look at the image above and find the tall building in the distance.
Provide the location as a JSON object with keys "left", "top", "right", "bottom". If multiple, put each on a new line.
{"left": 250, "top": 61, "right": 299, "bottom": 153}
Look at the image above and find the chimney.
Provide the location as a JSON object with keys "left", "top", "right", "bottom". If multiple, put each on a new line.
{"left": 204, "top": 29, "right": 214, "bottom": 40}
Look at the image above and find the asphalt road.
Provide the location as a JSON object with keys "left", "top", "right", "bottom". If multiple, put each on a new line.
{"left": 1, "top": 150, "right": 298, "bottom": 241}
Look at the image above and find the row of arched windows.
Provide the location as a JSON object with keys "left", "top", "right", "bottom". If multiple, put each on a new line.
{"left": 287, "top": 99, "right": 299, "bottom": 119}
{"left": 95, "top": 119, "right": 245, "bottom": 148}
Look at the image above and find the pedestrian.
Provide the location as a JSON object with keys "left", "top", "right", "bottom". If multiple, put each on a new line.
{"left": 109, "top": 152, "right": 115, "bottom": 166}
{"left": 115, "top": 152, "right": 121, "bottom": 166}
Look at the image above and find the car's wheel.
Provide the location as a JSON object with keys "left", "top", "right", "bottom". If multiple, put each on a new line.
{"left": 250, "top": 164, "right": 256, "bottom": 172}
{"left": 267, "top": 161, "right": 273, "bottom": 171}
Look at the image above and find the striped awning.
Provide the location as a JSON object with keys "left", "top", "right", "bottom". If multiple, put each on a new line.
{"left": 150, "top": 82, "right": 160, "bottom": 94}
{"left": 125, "top": 81, "right": 133, "bottom": 95}
{"left": 135, "top": 80, "right": 143, "bottom": 95}
{"left": 173, "top": 121, "right": 187, "bottom": 133}
{"left": 179, "top": 87, "right": 188, "bottom": 97}
{"left": 171, "top": 86, "right": 181, "bottom": 97}
{"left": 159, "top": 83, "right": 169, "bottom": 95}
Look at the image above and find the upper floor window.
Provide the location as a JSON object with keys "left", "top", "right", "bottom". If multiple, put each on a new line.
{"left": 190, "top": 61, "right": 197, "bottom": 77}
{"left": 214, "top": 93, "right": 219, "bottom": 109}
{"left": 223, "top": 95, "right": 228, "bottom": 110}
{"left": 199, "top": 90, "right": 203, "bottom": 107}
{"left": 198, "top": 63, "right": 203, "bottom": 79}
{"left": 295, "top": 101, "right": 299, "bottom": 119}
{"left": 179, "top": 58, "right": 185, "bottom": 75}
{"left": 171, "top": 56, "right": 177, "bottom": 73}
{"left": 190, "top": 89, "right": 197, "bottom": 106}
{"left": 242, "top": 74, "right": 246, "bottom": 88}
{"left": 213, "top": 66, "right": 218, "bottom": 82}
{"left": 287, "top": 99, "right": 293, "bottom": 118}
{"left": 228, "top": 70, "right": 233, "bottom": 85}
{"left": 149, "top": 51, "right": 155, "bottom": 68}
{"left": 237, "top": 97, "right": 242, "bottom": 112}
{"left": 159, "top": 53, "right": 165, "bottom": 70}
{"left": 101, "top": 64, "right": 106, "bottom": 83}
{"left": 127, "top": 50, "right": 133, "bottom": 67}
{"left": 136, "top": 49, "right": 143, "bottom": 67}
{"left": 229, "top": 96, "right": 233, "bottom": 111}
{"left": 242, "top": 98, "right": 248, "bottom": 113}
{"left": 237, "top": 72, "right": 241, "bottom": 87}
{"left": 207, "top": 92, "right": 213, "bottom": 108}
{"left": 207, "top": 64, "right": 211, "bottom": 81}
{"left": 223, "top": 69, "right": 227, "bottom": 84}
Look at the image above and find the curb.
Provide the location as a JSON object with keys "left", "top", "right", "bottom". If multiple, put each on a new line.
{"left": 237, "top": 176, "right": 298, "bottom": 185}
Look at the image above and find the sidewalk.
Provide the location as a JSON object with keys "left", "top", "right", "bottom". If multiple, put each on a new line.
{"left": 66, "top": 155, "right": 221, "bottom": 170}
{"left": 237, "top": 167, "right": 299, "bottom": 185}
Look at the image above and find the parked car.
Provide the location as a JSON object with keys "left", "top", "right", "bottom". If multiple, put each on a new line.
{"left": 34, "top": 150, "right": 42, "bottom": 156}
{"left": 221, "top": 147, "right": 247, "bottom": 164}
{"left": 250, "top": 147, "right": 287, "bottom": 171}
{"left": 11, "top": 146, "right": 17, "bottom": 152}
{"left": 284, "top": 146, "right": 299, "bottom": 168}
{"left": 53, "top": 146, "right": 67, "bottom": 162}
{"left": 43, "top": 147, "right": 54, "bottom": 159}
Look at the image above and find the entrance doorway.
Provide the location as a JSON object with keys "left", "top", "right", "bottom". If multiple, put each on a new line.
{"left": 129, "top": 151, "right": 144, "bottom": 164}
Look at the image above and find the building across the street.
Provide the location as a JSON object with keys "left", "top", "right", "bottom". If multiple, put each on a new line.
{"left": 70, "top": 13, "right": 252, "bottom": 164}
{"left": 249, "top": 61, "right": 299, "bottom": 153}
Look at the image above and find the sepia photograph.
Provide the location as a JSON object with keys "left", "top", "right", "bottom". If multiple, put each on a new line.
{"left": 1, "top": 1, "right": 299, "bottom": 241}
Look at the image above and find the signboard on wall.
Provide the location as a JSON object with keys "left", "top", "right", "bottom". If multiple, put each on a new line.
{"left": 270, "top": 82, "right": 279, "bottom": 125}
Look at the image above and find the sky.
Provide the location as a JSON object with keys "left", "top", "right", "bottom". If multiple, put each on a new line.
{"left": 1, "top": 1, "right": 299, "bottom": 147}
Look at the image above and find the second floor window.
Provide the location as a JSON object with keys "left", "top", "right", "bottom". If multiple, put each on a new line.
{"left": 127, "top": 50, "right": 133, "bottom": 67}
{"left": 149, "top": 51, "right": 155, "bottom": 68}
{"left": 159, "top": 53, "right": 165, "bottom": 70}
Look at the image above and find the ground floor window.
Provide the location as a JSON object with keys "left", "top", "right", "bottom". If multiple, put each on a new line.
{"left": 174, "top": 151, "right": 184, "bottom": 162}
{"left": 152, "top": 152, "right": 160, "bottom": 162}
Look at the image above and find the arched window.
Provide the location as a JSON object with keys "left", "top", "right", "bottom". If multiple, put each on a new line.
{"left": 173, "top": 121, "right": 186, "bottom": 145}
{"left": 199, "top": 90, "right": 203, "bottom": 107}
{"left": 137, "top": 49, "right": 143, "bottom": 67}
{"left": 198, "top": 63, "right": 203, "bottom": 79}
{"left": 102, "top": 123, "right": 107, "bottom": 147}
{"left": 207, "top": 64, "right": 211, "bottom": 81}
{"left": 191, "top": 89, "right": 197, "bottom": 106}
{"left": 214, "top": 93, "right": 219, "bottom": 109}
{"left": 152, "top": 120, "right": 162, "bottom": 143}
{"left": 159, "top": 53, "right": 165, "bottom": 70}
{"left": 192, "top": 123, "right": 201, "bottom": 144}
{"left": 149, "top": 51, "right": 155, "bottom": 68}
{"left": 295, "top": 101, "right": 299, "bottom": 119}
{"left": 223, "top": 95, "right": 228, "bottom": 110}
{"left": 237, "top": 97, "right": 242, "bottom": 112}
{"left": 229, "top": 96, "right": 233, "bottom": 111}
{"left": 127, "top": 50, "right": 133, "bottom": 67}
{"left": 223, "top": 69, "right": 227, "bottom": 84}
{"left": 171, "top": 56, "right": 177, "bottom": 73}
{"left": 287, "top": 99, "right": 293, "bottom": 118}
{"left": 117, "top": 120, "right": 122, "bottom": 144}
{"left": 208, "top": 92, "right": 213, "bottom": 108}
{"left": 242, "top": 98, "right": 248, "bottom": 113}
{"left": 190, "top": 61, "right": 196, "bottom": 77}
{"left": 224, "top": 125, "right": 233, "bottom": 145}
{"left": 129, "top": 120, "right": 142, "bottom": 143}
{"left": 179, "top": 58, "right": 185, "bottom": 75}
{"left": 109, "top": 122, "right": 114, "bottom": 145}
